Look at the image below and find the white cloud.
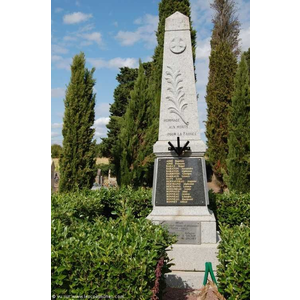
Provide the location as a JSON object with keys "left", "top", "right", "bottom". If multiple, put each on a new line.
{"left": 93, "top": 117, "right": 110, "bottom": 139}
{"left": 134, "top": 17, "right": 142, "bottom": 25}
{"left": 113, "top": 21, "right": 118, "bottom": 27}
{"left": 88, "top": 57, "right": 138, "bottom": 70}
{"left": 51, "top": 123, "right": 63, "bottom": 129}
{"left": 79, "top": 32, "right": 102, "bottom": 46}
{"left": 115, "top": 14, "right": 158, "bottom": 48}
{"left": 143, "top": 55, "right": 153, "bottom": 62}
{"left": 52, "top": 57, "right": 72, "bottom": 71}
{"left": 51, "top": 88, "right": 66, "bottom": 98}
{"left": 240, "top": 26, "right": 250, "bottom": 52}
{"left": 77, "top": 23, "right": 95, "bottom": 33}
{"left": 63, "top": 12, "right": 92, "bottom": 25}
{"left": 94, "top": 117, "right": 110, "bottom": 127}
{"left": 96, "top": 102, "right": 110, "bottom": 117}
{"left": 51, "top": 132, "right": 61, "bottom": 138}
{"left": 190, "top": 0, "right": 213, "bottom": 32}
{"left": 196, "top": 37, "right": 211, "bottom": 60}
{"left": 52, "top": 44, "right": 68, "bottom": 54}
{"left": 115, "top": 31, "right": 140, "bottom": 46}
{"left": 55, "top": 7, "right": 63, "bottom": 13}
{"left": 51, "top": 55, "right": 63, "bottom": 62}
{"left": 63, "top": 35, "right": 77, "bottom": 42}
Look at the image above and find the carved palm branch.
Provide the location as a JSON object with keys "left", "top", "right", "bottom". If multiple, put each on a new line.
{"left": 165, "top": 66, "right": 189, "bottom": 125}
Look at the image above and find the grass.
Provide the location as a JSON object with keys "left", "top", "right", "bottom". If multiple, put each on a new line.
{"left": 52, "top": 157, "right": 109, "bottom": 171}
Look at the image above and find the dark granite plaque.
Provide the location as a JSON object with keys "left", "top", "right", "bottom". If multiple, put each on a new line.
{"left": 155, "top": 157, "right": 206, "bottom": 206}
{"left": 156, "top": 221, "right": 201, "bottom": 244}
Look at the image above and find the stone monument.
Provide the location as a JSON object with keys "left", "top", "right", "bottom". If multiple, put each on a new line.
{"left": 51, "top": 160, "right": 55, "bottom": 192}
{"left": 147, "top": 12, "right": 219, "bottom": 289}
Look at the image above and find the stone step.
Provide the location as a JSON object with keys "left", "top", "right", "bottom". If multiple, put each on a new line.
{"left": 168, "top": 243, "right": 219, "bottom": 271}
{"left": 165, "top": 270, "right": 218, "bottom": 289}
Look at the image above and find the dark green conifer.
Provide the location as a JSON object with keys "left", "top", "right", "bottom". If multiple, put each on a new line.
{"left": 205, "top": 0, "right": 240, "bottom": 184}
{"left": 119, "top": 61, "right": 151, "bottom": 186}
{"left": 226, "top": 50, "right": 250, "bottom": 192}
{"left": 59, "top": 52, "right": 96, "bottom": 192}
{"left": 100, "top": 67, "right": 138, "bottom": 183}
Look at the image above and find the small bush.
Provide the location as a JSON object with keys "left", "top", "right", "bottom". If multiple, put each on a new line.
{"left": 51, "top": 190, "right": 105, "bottom": 225}
{"left": 217, "top": 224, "right": 250, "bottom": 300}
{"left": 52, "top": 211, "right": 175, "bottom": 298}
{"left": 94, "top": 186, "right": 152, "bottom": 219}
{"left": 51, "top": 188, "right": 172, "bottom": 299}
{"left": 52, "top": 187, "right": 152, "bottom": 221}
{"left": 51, "top": 144, "right": 62, "bottom": 158}
{"left": 209, "top": 191, "right": 250, "bottom": 228}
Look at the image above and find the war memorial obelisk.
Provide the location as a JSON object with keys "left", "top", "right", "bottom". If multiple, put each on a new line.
{"left": 147, "top": 12, "right": 219, "bottom": 289}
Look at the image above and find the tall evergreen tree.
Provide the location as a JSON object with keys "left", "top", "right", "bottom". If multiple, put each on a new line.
{"left": 205, "top": 0, "right": 240, "bottom": 184}
{"left": 226, "top": 49, "right": 250, "bottom": 192}
{"left": 119, "top": 61, "right": 152, "bottom": 186}
{"left": 100, "top": 67, "right": 138, "bottom": 183}
{"left": 59, "top": 52, "right": 96, "bottom": 192}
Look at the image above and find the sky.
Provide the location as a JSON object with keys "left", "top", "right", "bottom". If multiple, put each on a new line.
{"left": 51, "top": 0, "right": 250, "bottom": 146}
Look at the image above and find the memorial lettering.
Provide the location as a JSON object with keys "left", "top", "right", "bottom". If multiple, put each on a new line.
{"left": 155, "top": 157, "right": 206, "bottom": 206}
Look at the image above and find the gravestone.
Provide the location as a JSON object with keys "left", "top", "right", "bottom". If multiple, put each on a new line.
{"left": 147, "top": 12, "right": 219, "bottom": 289}
{"left": 95, "top": 169, "right": 101, "bottom": 185}
{"left": 51, "top": 160, "right": 55, "bottom": 192}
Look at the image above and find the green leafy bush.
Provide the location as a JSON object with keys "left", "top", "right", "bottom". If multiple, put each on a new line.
{"left": 52, "top": 187, "right": 152, "bottom": 221}
{"left": 51, "top": 144, "right": 62, "bottom": 158}
{"left": 51, "top": 190, "right": 105, "bottom": 225}
{"left": 52, "top": 210, "right": 175, "bottom": 298}
{"left": 52, "top": 188, "right": 173, "bottom": 299}
{"left": 208, "top": 191, "right": 250, "bottom": 228}
{"left": 114, "top": 186, "right": 152, "bottom": 218}
{"left": 217, "top": 224, "right": 250, "bottom": 300}
{"left": 93, "top": 186, "right": 152, "bottom": 219}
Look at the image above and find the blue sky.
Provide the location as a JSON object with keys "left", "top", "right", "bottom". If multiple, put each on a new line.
{"left": 51, "top": 0, "right": 250, "bottom": 146}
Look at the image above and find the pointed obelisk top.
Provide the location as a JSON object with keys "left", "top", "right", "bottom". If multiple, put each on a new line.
{"left": 165, "top": 11, "right": 190, "bottom": 31}
{"left": 153, "top": 11, "right": 206, "bottom": 154}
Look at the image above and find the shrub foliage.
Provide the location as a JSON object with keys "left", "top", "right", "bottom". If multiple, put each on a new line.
{"left": 209, "top": 191, "right": 250, "bottom": 228}
{"left": 51, "top": 188, "right": 174, "bottom": 299}
{"left": 217, "top": 224, "right": 250, "bottom": 300}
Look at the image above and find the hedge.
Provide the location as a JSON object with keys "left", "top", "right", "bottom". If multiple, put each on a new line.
{"left": 52, "top": 187, "right": 152, "bottom": 221}
{"left": 209, "top": 191, "right": 250, "bottom": 228}
{"left": 51, "top": 189, "right": 175, "bottom": 299}
{"left": 217, "top": 224, "right": 250, "bottom": 300}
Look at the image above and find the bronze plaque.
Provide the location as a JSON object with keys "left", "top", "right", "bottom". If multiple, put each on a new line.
{"left": 155, "top": 158, "right": 206, "bottom": 206}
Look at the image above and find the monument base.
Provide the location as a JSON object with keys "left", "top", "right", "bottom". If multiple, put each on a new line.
{"left": 165, "top": 240, "right": 220, "bottom": 289}
{"left": 147, "top": 211, "right": 219, "bottom": 289}
{"left": 148, "top": 207, "right": 217, "bottom": 244}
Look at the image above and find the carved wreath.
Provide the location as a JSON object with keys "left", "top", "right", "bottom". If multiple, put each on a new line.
{"left": 165, "top": 66, "right": 189, "bottom": 125}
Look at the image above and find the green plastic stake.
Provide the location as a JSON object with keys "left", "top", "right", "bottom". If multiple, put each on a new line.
{"left": 203, "top": 262, "right": 218, "bottom": 286}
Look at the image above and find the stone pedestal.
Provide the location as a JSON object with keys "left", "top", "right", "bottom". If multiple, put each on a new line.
{"left": 147, "top": 12, "right": 219, "bottom": 289}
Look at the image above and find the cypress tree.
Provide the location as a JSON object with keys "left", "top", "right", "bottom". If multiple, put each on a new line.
{"left": 59, "top": 52, "right": 96, "bottom": 192}
{"left": 226, "top": 50, "right": 250, "bottom": 193}
{"left": 119, "top": 61, "right": 151, "bottom": 186}
{"left": 205, "top": 0, "right": 240, "bottom": 184}
{"left": 100, "top": 67, "right": 138, "bottom": 183}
